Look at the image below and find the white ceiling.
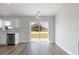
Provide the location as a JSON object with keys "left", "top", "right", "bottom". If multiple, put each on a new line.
{"left": 0, "top": 3, "right": 63, "bottom": 16}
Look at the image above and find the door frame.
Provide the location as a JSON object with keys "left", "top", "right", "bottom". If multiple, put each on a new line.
{"left": 29, "top": 20, "right": 49, "bottom": 43}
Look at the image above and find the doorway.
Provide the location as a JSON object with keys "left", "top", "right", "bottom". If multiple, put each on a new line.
{"left": 30, "top": 21, "right": 49, "bottom": 43}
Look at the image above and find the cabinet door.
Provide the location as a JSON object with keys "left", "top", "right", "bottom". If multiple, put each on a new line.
{"left": 0, "top": 35, "right": 6, "bottom": 45}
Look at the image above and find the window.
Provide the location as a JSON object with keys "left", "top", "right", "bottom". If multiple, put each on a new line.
{"left": 2, "top": 20, "right": 11, "bottom": 30}
{"left": 0, "top": 19, "right": 11, "bottom": 30}
{"left": 3, "top": 20, "right": 11, "bottom": 27}
{"left": 0, "top": 19, "right": 2, "bottom": 28}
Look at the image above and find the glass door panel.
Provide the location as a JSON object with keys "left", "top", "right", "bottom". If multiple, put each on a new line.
{"left": 30, "top": 21, "right": 49, "bottom": 43}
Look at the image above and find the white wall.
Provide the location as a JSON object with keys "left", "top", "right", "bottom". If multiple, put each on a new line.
{"left": 0, "top": 16, "right": 55, "bottom": 43}
{"left": 55, "top": 4, "right": 79, "bottom": 55}
{"left": 19, "top": 16, "right": 55, "bottom": 43}
{"left": 11, "top": 19, "right": 19, "bottom": 28}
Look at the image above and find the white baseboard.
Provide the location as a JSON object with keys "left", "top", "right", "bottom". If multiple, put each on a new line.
{"left": 55, "top": 42, "right": 73, "bottom": 55}
{"left": 19, "top": 41, "right": 30, "bottom": 43}
{"left": 49, "top": 41, "right": 54, "bottom": 44}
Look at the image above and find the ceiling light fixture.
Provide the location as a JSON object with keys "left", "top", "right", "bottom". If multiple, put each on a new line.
{"left": 36, "top": 10, "right": 41, "bottom": 21}
{"left": 7, "top": 3, "right": 11, "bottom": 5}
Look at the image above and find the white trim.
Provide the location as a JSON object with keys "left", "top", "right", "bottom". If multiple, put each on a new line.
{"left": 19, "top": 41, "right": 30, "bottom": 43}
{"left": 29, "top": 21, "right": 31, "bottom": 42}
{"left": 47, "top": 20, "right": 49, "bottom": 43}
{"left": 49, "top": 41, "right": 54, "bottom": 44}
{"left": 55, "top": 42, "right": 73, "bottom": 55}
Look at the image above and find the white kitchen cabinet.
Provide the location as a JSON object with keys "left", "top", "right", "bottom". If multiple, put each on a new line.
{"left": 0, "top": 32, "right": 6, "bottom": 45}
{"left": 0, "top": 32, "right": 19, "bottom": 45}
{"left": 15, "top": 33, "right": 19, "bottom": 45}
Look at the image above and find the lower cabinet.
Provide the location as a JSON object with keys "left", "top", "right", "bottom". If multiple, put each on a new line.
{"left": 0, "top": 33, "right": 19, "bottom": 45}
{"left": 0, "top": 35, "right": 6, "bottom": 45}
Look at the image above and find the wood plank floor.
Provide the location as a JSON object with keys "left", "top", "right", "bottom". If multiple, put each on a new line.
{"left": 0, "top": 42, "right": 68, "bottom": 55}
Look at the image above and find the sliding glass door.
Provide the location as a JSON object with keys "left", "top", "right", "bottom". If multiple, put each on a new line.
{"left": 30, "top": 21, "right": 49, "bottom": 43}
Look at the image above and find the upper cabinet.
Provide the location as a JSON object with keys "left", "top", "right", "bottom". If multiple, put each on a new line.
{"left": 10, "top": 19, "right": 19, "bottom": 28}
